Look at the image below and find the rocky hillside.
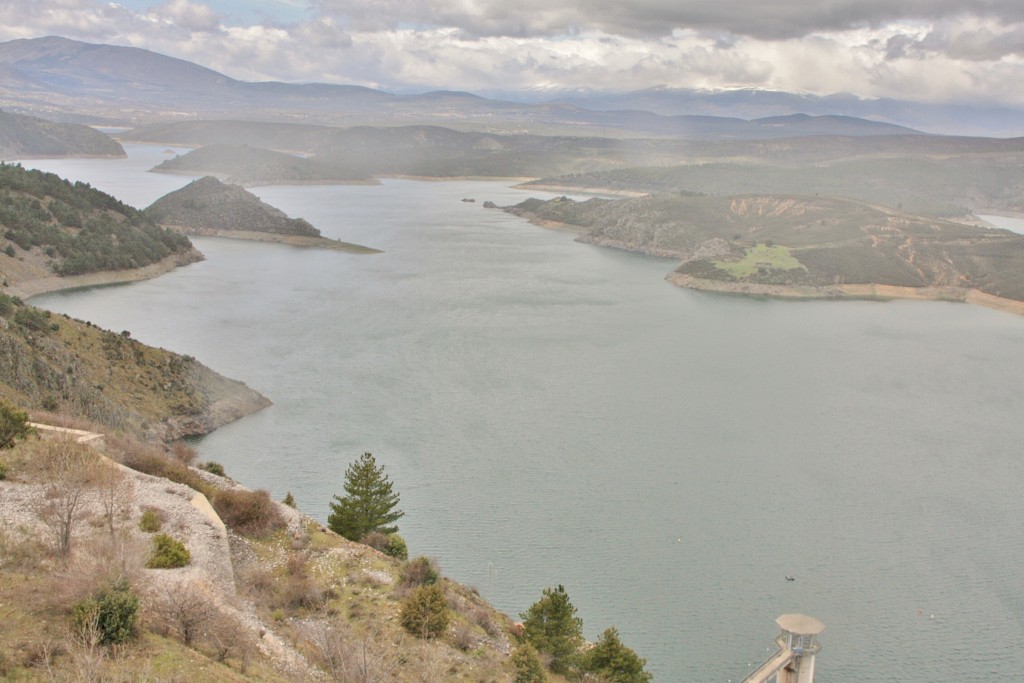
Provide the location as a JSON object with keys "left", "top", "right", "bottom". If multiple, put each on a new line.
{"left": 504, "top": 193, "right": 1024, "bottom": 305}
{"left": 146, "top": 176, "right": 321, "bottom": 236}
{"left": 0, "top": 431, "right": 519, "bottom": 682}
{"left": 0, "top": 293, "right": 269, "bottom": 441}
{"left": 0, "top": 109, "right": 125, "bottom": 158}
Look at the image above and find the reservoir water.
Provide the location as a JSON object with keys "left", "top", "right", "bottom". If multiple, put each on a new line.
{"left": 22, "top": 146, "right": 1024, "bottom": 681}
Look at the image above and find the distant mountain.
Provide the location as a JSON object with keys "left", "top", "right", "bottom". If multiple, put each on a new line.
{"left": 0, "top": 109, "right": 124, "bottom": 158}
{"left": 540, "top": 87, "right": 1024, "bottom": 137}
{"left": 0, "top": 37, "right": 928, "bottom": 138}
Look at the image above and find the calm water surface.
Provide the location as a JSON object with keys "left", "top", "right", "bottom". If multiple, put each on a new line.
{"left": 25, "top": 147, "right": 1024, "bottom": 681}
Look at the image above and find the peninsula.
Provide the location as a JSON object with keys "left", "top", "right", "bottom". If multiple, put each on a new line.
{"left": 145, "top": 176, "right": 380, "bottom": 252}
{"left": 502, "top": 193, "right": 1024, "bottom": 314}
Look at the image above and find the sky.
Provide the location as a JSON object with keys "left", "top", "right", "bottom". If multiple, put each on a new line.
{"left": 0, "top": 0, "right": 1023, "bottom": 106}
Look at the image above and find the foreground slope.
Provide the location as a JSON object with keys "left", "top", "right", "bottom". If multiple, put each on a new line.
{"left": 505, "top": 193, "right": 1024, "bottom": 312}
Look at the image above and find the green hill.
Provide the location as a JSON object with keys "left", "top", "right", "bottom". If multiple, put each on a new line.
{"left": 0, "top": 162, "right": 196, "bottom": 286}
{"left": 0, "top": 109, "right": 125, "bottom": 158}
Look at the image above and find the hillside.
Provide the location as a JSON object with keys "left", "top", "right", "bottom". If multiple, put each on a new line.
{"left": 522, "top": 149, "right": 1024, "bottom": 217}
{"left": 0, "top": 109, "right": 125, "bottom": 159}
{"left": 0, "top": 162, "right": 200, "bottom": 294}
{"left": 151, "top": 145, "right": 371, "bottom": 185}
{"left": 0, "top": 425, "right": 520, "bottom": 682}
{"left": 137, "top": 124, "right": 657, "bottom": 180}
{"left": 503, "top": 193, "right": 1024, "bottom": 310}
{"left": 0, "top": 294, "right": 268, "bottom": 441}
{"left": 145, "top": 176, "right": 379, "bottom": 252}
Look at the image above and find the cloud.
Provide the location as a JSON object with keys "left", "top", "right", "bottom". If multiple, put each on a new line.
{"left": 1, "top": 0, "right": 1024, "bottom": 108}
{"left": 314, "top": 0, "right": 1024, "bottom": 40}
{"left": 152, "top": 0, "right": 222, "bottom": 33}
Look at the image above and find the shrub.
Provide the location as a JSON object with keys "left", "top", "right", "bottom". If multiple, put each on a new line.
{"left": 138, "top": 507, "right": 163, "bottom": 533}
{"left": 200, "top": 461, "right": 225, "bottom": 476}
{"left": 511, "top": 642, "right": 547, "bottom": 683}
{"left": 0, "top": 400, "right": 33, "bottom": 450}
{"left": 384, "top": 533, "right": 408, "bottom": 560}
{"left": 211, "top": 488, "right": 285, "bottom": 537}
{"left": 361, "top": 531, "right": 408, "bottom": 560}
{"left": 400, "top": 584, "right": 450, "bottom": 639}
{"left": 170, "top": 441, "right": 197, "bottom": 465}
{"left": 401, "top": 556, "right": 439, "bottom": 587}
{"left": 72, "top": 579, "right": 139, "bottom": 645}
{"left": 146, "top": 533, "right": 190, "bottom": 569}
{"left": 0, "top": 461, "right": 6, "bottom": 481}
{"left": 282, "top": 491, "right": 296, "bottom": 507}
{"left": 581, "top": 627, "right": 652, "bottom": 683}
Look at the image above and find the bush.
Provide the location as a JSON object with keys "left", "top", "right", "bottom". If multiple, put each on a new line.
{"left": 361, "top": 531, "right": 408, "bottom": 560}
{"left": 0, "top": 461, "right": 6, "bottom": 481}
{"left": 400, "top": 584, "right": 450, "bottom": 639}
{"left": 282, "top": 491, "right": 296, "bottom": 507}
{"left": 72, "top": 579, "right": 139, "bottom": 645}
{"left": 0, "top": 400, "right": 33, "bottom": 450}
{"left": 401, "top": 556, "right": 439, "bottom": 587}
{"left": 511, "top": 642, "right": 547, "bottom": 683}
{"left": 200, "top": 461, "right": 225, "bottom": 476}
{"left": 212, "top": 488, "right": 285, "bottom": 537}
{"left": 146, "top": 533, "right": 190, "bottom": 569}
{"left": 139, "top": 507, "right": 164, "bottom": 533}
{"left": 384, "top": 533, "right": 408, "bottom": 560}
{"left": 581, "top": 627, "right": 652, "bottom": 683}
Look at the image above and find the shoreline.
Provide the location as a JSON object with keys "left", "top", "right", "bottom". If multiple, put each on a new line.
{"left": 509, "top": 212, "right": 1024, "bottom": 317}
{"left": 666, "top": 273, "right": 1024, "bottom": 316}
{"left": 10, "top": 249, "right": 205, "bottom": 300}
{"left": 162, "top": 226, "right": 382, "bottom": 253}
{"left": 514, "top": 182, "right": 650, "bottom": 198}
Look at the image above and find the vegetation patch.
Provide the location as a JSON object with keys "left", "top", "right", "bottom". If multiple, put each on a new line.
{"left": 714, "top": 243, "right": 807, "bottom": 278}
{"left": 146, "top": 533, "right": 191, "bottom": 569}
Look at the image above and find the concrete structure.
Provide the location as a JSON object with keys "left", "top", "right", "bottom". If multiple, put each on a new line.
{"left": 29, "top": 422, "right": 106, "bottom": 451}
{"left": 742, "top": 614, "right": 825, "bottom": 683}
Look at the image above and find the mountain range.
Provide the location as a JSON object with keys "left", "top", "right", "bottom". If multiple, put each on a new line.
{"left": 3, "top": 36, "right": 1014, "bottom": 137}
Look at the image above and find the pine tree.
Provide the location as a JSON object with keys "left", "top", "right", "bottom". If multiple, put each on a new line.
{"left": 328, "top": 452, "right": 404, "bottom": 541}
{"left": 582, "top": 627, "right": 652, "bottom": 683}
{"left": 520, "top": 584, "right": 583, "bottom": 675}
